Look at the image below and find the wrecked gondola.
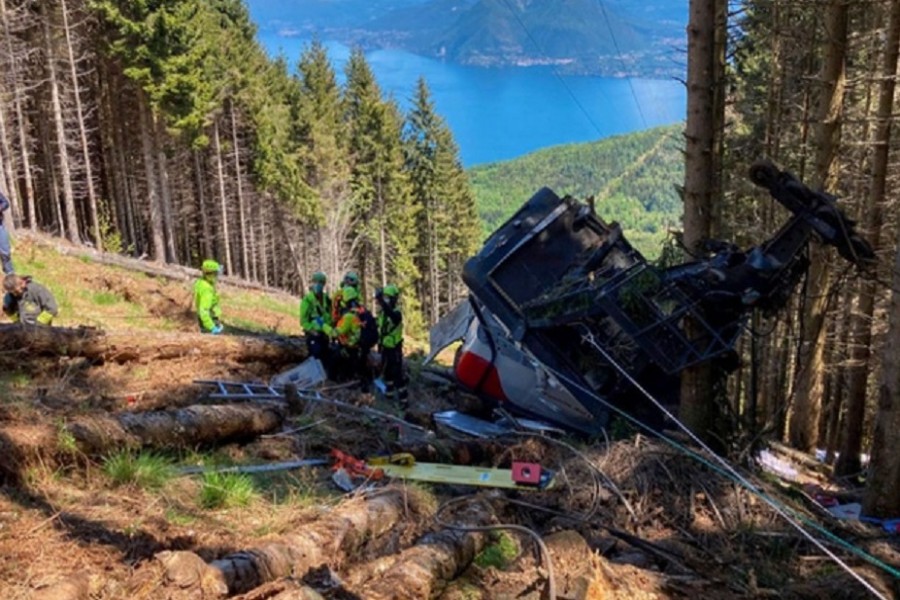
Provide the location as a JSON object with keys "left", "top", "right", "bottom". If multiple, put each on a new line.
{"left": 429, "top": 160, "right": 874, "bottom": 435}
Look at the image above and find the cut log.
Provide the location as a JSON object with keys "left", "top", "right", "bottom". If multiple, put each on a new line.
{"left": 233, "top": 580, "right": 324, "bottom": 600}
{"left": 0, "top": 403, "right": 286, "bottom": 480}
{"left": 350, "top": 528, "right": 486, "bottom": 600}
{"left": 130, "top": 491, "right": 405, "bottom": 599}
{"left": 0, "top": 323, "right": 306, "bottom": 365}
{"left": 67, "top": 403, "right": 286, "bottom": 454}
{"left": 30, "top": 573, "right": 93, "bottom": 600}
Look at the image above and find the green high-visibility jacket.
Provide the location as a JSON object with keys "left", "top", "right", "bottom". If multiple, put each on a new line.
{"left": 377, "top": 305, "right": 403, "bottom": 349}
{"left": 194, "top": 276, "right": 221, "bottom": 332}
{"left": 300, "top": 291, "right": 332, "bottom": 334}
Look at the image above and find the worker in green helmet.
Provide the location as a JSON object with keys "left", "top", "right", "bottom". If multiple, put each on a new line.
{"left": 300, "top": 271, "right": 333, "bottom": 363}
{"left": 194, "top": 259, "right": 223, "bottom": 334}
{"left": 331, "top": 270, "right": 360, "bottom": 323}
{"left": 375, "top": 284, "right": 407, "bottom": 407}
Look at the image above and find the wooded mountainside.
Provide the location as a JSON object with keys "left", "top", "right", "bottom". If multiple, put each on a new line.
{"left": 470, "top": 124, "right": 683, "bottom": 256}
{"left": 255, "top": 0, "right": 685, "bottom": 78}
{"left": 0, "top": 0, "right": 480, "bottom": 330}
{"left": 681, "top": 0, "right": 900, "bottom": 516}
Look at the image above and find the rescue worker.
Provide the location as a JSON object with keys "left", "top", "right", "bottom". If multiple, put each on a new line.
{"left": 331, "top": 271, "right": 360, "bottom": 323}
{"left": 194, "top": 259, "right": 223, "bottom": 334}
{"left": 2, "top": 273, "right": 57, "bottom": 325}
{"left": 300, "top": 271, "right": 333, "bottom": 363}
{"left": 331, "top": 285, "right": 373, "bottom": 391}
{"left": 375, "top": 284, "right": 407, "bottom": 407}
{"left": 0, "top": 191, "right": 13, "bottom": 274}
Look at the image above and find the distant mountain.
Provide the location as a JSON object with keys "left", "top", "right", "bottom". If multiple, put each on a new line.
{"left": 432, "top": 0, "right": 644, "bottom": 66}
{"left": 246, "top": 0, "right": 685, "bottom": 78}
{"left": 468, "top": 124, "right": 684, "bottom": 257}
{"left": 247, "top": 0, "right": 428, "bottom": 32}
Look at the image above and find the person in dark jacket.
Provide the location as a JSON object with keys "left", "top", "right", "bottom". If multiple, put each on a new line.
{"left": 2, "top": 274, "right": 57, "bottom": 325}
{"left": 0, "top": 191, "right": 13, "bottom": 275}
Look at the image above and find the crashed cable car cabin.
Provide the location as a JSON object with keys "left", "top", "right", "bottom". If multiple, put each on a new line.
{"left": 432, "top": 160, "right": 874, "bottom": 436}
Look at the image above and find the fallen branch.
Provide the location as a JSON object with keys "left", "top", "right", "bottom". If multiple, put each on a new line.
{"left": 44, "top": 234, "right": 296, "bottom": 297}
{"left": 177, "top": 458, "right": 327, "bottom": 476}
{"left": 296, "top": 390, "right": 433, "bottom": 439}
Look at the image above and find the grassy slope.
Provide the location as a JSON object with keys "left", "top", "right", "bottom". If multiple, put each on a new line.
{"left": 8, "top": 233, "right": 301, "bottom": 335}
{"left": 469, "top": 124, "right": 684, "bottom": 257}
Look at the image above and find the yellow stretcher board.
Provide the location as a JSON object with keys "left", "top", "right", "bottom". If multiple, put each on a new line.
{"left": 368, "top": 455, "right": 555, "bottom": 490}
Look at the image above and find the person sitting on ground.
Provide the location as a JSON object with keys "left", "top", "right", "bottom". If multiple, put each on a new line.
{"left": 194, "top": 259, "right": 223, "bottom": 334}
{"left": 2, "top": 273, "right": 57, "bottom": 326}
{"left": 376, "top": 284, "right": 407, "bottom": 407}
{"left": 300, "top": 271, "right": 333, "bottom": 364}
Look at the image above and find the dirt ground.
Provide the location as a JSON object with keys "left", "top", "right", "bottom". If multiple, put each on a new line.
{"left": 0, "top": 239, "right": 898, "bottom": 599}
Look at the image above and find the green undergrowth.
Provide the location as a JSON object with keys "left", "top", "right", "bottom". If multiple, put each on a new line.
{"left": 199, "top": 471, "right": 257, "bottom": 508}
{"left": 474, "top": 531, "right": 519, "bottom": 569}
{"left": 103, "top": 450, "right": 175, "bottom": 490}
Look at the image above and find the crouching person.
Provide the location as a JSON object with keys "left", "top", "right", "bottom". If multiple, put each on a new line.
{"left": 376, "top": 284, "right": 407, "bottom": 407}
{"left": 2, "top": 274, "right": 58, "bottom": 325}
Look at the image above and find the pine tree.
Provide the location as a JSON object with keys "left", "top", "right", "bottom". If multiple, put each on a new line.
{"left": 404, "top": 77, "right": 478, "bottom": 325}
{"left": 344, "top": 49, "right": 420, "bottom": 319}
{"left": 294, "top": 40, "right": 351, "bottom": 284}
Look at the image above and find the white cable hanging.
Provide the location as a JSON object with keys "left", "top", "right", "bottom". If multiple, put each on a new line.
{"left": 574, "top": 324, "right": 890, "bottom": 600}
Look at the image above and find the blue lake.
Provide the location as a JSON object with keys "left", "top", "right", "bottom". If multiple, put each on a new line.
{"left": 256, "top": 32, "right": 686, "bottom": 167}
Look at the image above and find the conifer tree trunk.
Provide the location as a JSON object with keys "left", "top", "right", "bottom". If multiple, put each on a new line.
{"left": 229, "top": 98, "right": 250, "bottom": 279}
{"left": 138, "top": 95, "right": 165, "bottom": 261}
{"left": 680, "top": 0, "right": 726, "bottom": 441}
{"left": 789, "top": 0, "right": 848, "bottom": 452}
{"left": 864, "top": 118, "right": 900, "bottom": 515}
{"left": 1, "top": 0, "right": 36, "bottom": 230}
{"left": 0, "top": 102, "right": 17, "bottom": 221}
{"left": 43, "top": 2, "right": 80, "bottom": 244}
{"left": 155, "top": 114, "right": 176, "bottom": 263}
{"left": 193, "top": 149, "right": 212, "bottom": 259}
{"left": 213, "top": 118, "right": 233, "bottom": 274}
{"left": 60, "top": 0, "right": 100, "bottom": 247}
{"left": 259, "top": 198, "right": 270, "bottom": 286}
{"left": 836, "top": 2, "right": 899, "bottom": 477}
{"left": 379, "top": 194, "right": 388, "bottom": 288}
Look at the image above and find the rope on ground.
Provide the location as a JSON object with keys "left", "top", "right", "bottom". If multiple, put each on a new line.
{"left": 434, "top": 494, "right": 557, "bottom": 600}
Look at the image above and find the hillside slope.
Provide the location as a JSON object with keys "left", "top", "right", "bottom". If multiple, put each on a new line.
{"left": 469, "top": 124, "right": 684, "bottom": 256}
{"left": 7, "top": 233, "right": 300, "bottom": 336}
